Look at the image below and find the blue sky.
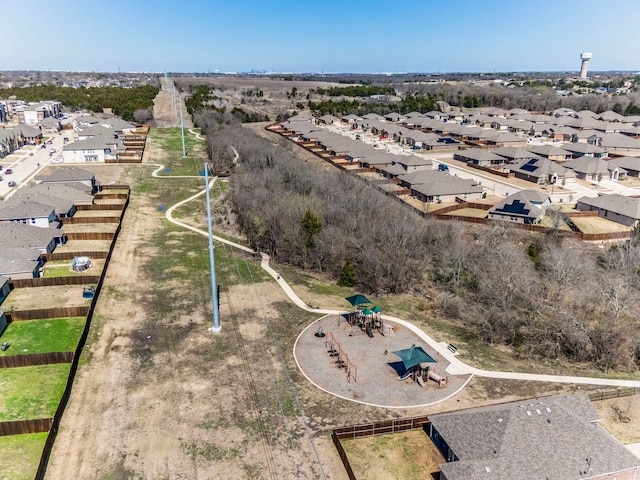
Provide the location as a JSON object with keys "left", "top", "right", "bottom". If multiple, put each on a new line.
{"left": 2, "top": 0, "right": 639, "bottom": 73}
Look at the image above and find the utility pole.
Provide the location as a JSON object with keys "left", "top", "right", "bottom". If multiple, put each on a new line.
{"left": 205, "top": 163, "right": 221, "bottom": 333}
{"left": 179, "top": 92, "right": 187, "bottom": 157}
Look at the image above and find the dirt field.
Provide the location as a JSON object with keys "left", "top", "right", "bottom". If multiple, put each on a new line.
{"left": 594, "top": 395, "right": 640, "bottom": 444}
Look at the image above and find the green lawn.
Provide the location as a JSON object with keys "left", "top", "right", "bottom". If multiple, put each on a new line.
{"left": 0, "top": 317, "right": 85, "bottom": 356}
{"left": 41, "top": 266, "right": 85, "bottom": 278}
{"left": 0, "top": 364, "right": 71, "bottom": 421}
{"left": 0, "top": 432, "right": 48, "bottom": 480}
{"left": 149, "top": 127, "right": 207, "bottom": 177}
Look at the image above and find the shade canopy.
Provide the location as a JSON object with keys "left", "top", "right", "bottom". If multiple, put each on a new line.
{"left": 362, "top": 308, "right": 373, "bottom": 315}
{"left": 345, "top": 294, "right": 372, "bottom": 307}
{"left": 393, "top": 346, "right": 436, "bottom": 370}
{"left": 372, "top": 306, "right": 382, "bottom": 313}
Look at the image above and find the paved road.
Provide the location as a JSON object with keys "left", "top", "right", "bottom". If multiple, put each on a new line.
{"left": 154, "top": 130, "right": 640, "bottom": 392}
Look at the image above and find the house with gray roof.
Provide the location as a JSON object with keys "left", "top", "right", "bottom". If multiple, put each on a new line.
{"left": 0, "top": 198, "right": 57, "bottom": 228}
{"left": 454, "top": 149, "right": 505, "bottom": 166}
{"left": 428, "top": 394, "right": 640, "bottom": 480}
{"left": 0, "top": 222, "right": 63, "bottom": 253}
{"left": 608, "top": 156, "right": 640, "bottom": 177}
{"left": 562, "top": 142, "right": 607, "bottom": 159}
{"left": 61, "top": 135, "right": 118, "bottom": 163}
{"left": 563, "top": 157, "right": 624, "bottom": 181}
{"left": 18, "top": 183, "right": 94, "bottom": 206}
{"left": 576, "top": 194, "right": 640, "bottom": 227}
{"left": 34, "top": 167, "right": 97, "bottom": 192}
{"left": 509, "top": 157, "right": 576, "bottom": 185}
{"left": 488, "top": 190, "right": 550, "bottom": 224}
{"left": 525, "top": 144, "right": 573, "bottom": 162}
{"left": 0, "top": 247, "right": 42, "bottom": 279}
{"left": 493, "top": 147, "right": 538, "bottom": 164}
{"left": 13, "top": 123, "right": 42, "bottom": 142}
{"left": 411, "top": 175, "right": 483, "bottom": 204}
{"left": 16, "top": 192, "right": 76, "bottom": 218}
{"left": 39, "top": 116, "right": 62, "bottom": 133}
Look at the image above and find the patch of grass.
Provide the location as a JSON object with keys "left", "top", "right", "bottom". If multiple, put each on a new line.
{"left": 105, "top": 285, "right": 128, "bottom": 301}
{"left": 41, "top": 266, "right": 85, "bottom": 278}
{"left": 0, "top": 317, "right": 85, "bottom": 356}
{"left": 0, "top": 432, "right": 48, "bottom": 480}
{"left": 181, "top": 440, "right": 240, "bottom": 465}
{"left": 0, "top": 364, "right": 71, "bottom": 421}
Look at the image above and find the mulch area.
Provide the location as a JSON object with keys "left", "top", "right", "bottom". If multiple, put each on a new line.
{"left": 294, "top": 314, "right": 471, "bottom": 408}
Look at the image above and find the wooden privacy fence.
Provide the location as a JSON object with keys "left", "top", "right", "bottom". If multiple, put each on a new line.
{"left": 332, "top": 415, "right": 431, "bottom": 480}
{"left": 76, "top": 204, "right": 124, "bottom": 211}
{"left": 589, "top": 387, "right": 639, "bottom": 402}
{"left": 7, "top": 306, "right": 90, "bottom": 322}
{"left": 94, "top": 193, "right": 128, "bottom": 200}
{"left": 34, "top": 191, "right": 129, "bottom": 479}
{"left": 0, "top": 418, "right": 53, "bottom": 437}
{"left": 43, "top": 251, "right": 109, "bottom": 261}
{"left": 10, "top": 276, "right": 101, "bottom": 289}
{"left": 333, "top": 416, "right": 431, "bottom": 440}
{"left": 65, "top": 232, "right": 115, "bottom": 241}
{"left": 0, "top": 351, "right": 74, "bottom": 369}
{"left": 62, "top": 216, "right": 121, "bottom": 225}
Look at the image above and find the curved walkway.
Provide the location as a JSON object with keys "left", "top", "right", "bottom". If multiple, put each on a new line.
{"left": 155, "top": 132, "right": 640, "bottom": 407}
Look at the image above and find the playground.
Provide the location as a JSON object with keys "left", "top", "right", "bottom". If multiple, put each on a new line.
{"left": 294, "top": 312, "right": 472, "bottom": 408}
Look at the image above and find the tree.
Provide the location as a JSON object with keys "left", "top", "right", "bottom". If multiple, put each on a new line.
{"left": 338, "top": 260, "right": 357, "bottom": 287}
{"left": 300, "top": 209, "right": 322, "bottom": 249}
{"left": 133, "top": 107, "right": 153, "bottom": 124}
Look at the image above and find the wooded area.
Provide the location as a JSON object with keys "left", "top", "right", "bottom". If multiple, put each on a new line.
{"left": 199, "top": 118, "right": 640, "bottom": 371}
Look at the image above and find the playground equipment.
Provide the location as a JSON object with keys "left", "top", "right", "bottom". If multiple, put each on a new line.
{"left": 82, "top": 286, "right": 95, "bottom": 299}
{"left": 324, "top": 332, "right": 358, "bottom": 383}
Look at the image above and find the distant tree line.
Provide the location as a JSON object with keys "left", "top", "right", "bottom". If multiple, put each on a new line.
{"left": 200, "top": 120, "right": 640, "bottom": 371}
{"left": 311, "top": 85, "right": 396, "bottom": 97}
{"left": 0, "top": 84, "right": 159, "bottom": 122}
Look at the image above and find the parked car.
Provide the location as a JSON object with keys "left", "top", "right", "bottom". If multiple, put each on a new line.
{"left": 5, "top": 168, "right": 13, "bottom": 174}
{"left": 0, "top": 176, "right": 3, "bottom": 181}
{"left": 50, "top": 157, "right": 64, "bottom": 164}
{"left": 46, "top": 140, "right": 53, "bottom": 144}
{"left": 438, "top": 163, "right": 449, "bottom": 172}
{"left": 7, "top": 181, "right": 16, "bottom": 187}
{"left": 41, "top": 144, "right": 46, "bottom": 149}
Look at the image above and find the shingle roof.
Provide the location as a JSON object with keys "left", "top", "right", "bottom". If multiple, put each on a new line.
{"left": 411, "top": 176, "right": 482, "bottom": 196}
{"left": 455, "top": 149, "right": 504, "bottom": 162}
{"left": 510, "top": 157, "right": 574, "bottom": 179}
{"left": 607, "top": 156, "right": 640, "bottom": 172}
{"left": 431, "top": 394, "right": 640, "bottom": 480}
{"left": 0, "top": 247, "right": 40, "bottom": 277}
{"left": 526, "top": 145, "right": 572, "bottom": 158}
{"left": 18, "top": 184, "right": 94, "bottom": 204}
{"left": 563, "top": 157, "right": 612, "bottom": 175}
{"left": 35, "top": 167, "right": 95, "bottom": 183}
{"left": 577, "top": 194, "right": 640, "bottom": 220}
{"left": 0, "top": 198, "right": 55, "bottom": 221}
{"left": 0, "top": 223, "right": 61, "bottom": 250}
{"left": 488, "top": 190, "right": 549, "bottom": 220}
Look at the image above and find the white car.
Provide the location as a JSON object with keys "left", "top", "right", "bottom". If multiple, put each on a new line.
{"left": 50, "top": 157, "right": 64, "bottom": 164}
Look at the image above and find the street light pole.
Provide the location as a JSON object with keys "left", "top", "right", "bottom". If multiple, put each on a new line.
{"left": 205, "top": 163, "right": 221, "bottom": 333}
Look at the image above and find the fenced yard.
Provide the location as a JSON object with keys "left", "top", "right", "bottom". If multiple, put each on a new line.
{"left": 0, "top": 317, "right": 85, "bottom": 356}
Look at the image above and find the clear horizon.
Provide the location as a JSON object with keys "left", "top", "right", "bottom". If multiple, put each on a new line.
{"left": 2, "top": 0, "right": 639, "bottom": 74}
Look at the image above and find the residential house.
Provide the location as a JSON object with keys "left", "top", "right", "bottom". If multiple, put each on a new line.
{"left": 493, "top": 147, "right": 538, "bottom": 164}
{"left": 34, "top": 167, "right": 98, "bottom": 193}
{"left": 576, "top": 194, "right": 640, "bottom": 227}
{"left": 608, "top": 156, "right": 640, "bottom": 177}
{"left": 562, "top": 142, "right": 607, "bottom": 158}
{"left": 61, "top": 135, "right": 119, "bottom": 163}
{"left": 509, "top": 157, "right": 576, "bottom": 185}
{"left": 481, "top": 131, "right": 527, "bottom": 147}
{"left": 317, "top": 114, "right": 338, "bottom": 125}
{"left": 454, "top": 149, "right": 505, "bottom": 167}
{"left": 563, "top": 157, "right": 624, "bottom": 181}
{"left": 488, "top": 190, "right": 551, "bottom": 224}
{"left": 410, "top": 176, "right": 483, "bottom": 204}
{"left": 526, "top": 145, "right": 573, "bottom": 162}
{"left": 0, "top": 222, "right": 64, "bottom": 253}
{"left": 13, "top": 123, "right": 43, "bottom": 143}
{"left": 0, "top": 247, "right": 43, "bottom": 279}
{"left": 0, "top": 198, "right": 57, "bottom": 228}
{"left": 18, "top": 183, "right": 94, "bottom": 207}
{"left": 428, "top": 395, "right": 640, "bottom": 480}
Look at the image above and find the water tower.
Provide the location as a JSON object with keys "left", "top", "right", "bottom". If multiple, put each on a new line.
{"left": 579, "top": 52, "right": 592, "bottom": 79}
